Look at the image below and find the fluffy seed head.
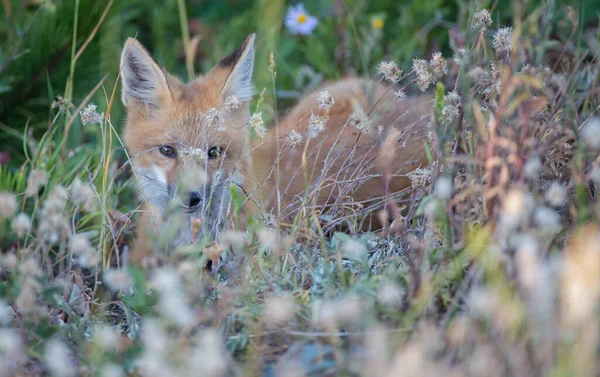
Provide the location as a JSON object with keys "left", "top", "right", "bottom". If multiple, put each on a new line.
{"left": 11, "top": 213, "right": 31, "bottom": 238}
{"left": 473, "top": 9, "right": 493, "bottom": 29}
{"left": 377, "top": 61, "right": 402, "bottom": 83}
{"left": 0, "top": 192, "right": 17, "bottom": 219}
{"left": 316, "top": 90, "right": 335, "bottom": 111}
{"left": 249, "top": 112, "right": 267, "bottom": 138}
{"left": 492, "top": 27, "right": 514, "bottom": 54}
{"left": 25, "top": 169, "right": 48, "bottom": 197}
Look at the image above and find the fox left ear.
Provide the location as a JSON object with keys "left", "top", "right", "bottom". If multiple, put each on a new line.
{"left": 216, "top": 33, "right": 256, "bottom": 102}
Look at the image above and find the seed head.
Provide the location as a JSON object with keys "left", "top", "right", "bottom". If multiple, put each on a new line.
{"left": 581, "top": 117, "right": 600, "bottom": 150}
{"left": 0, "top": 192, "right": 17, "bottom": 219}
{"left": 80, "top": 103, "right": 104, "bottom": 126}
{"left": 11, "top": 213, "right": 31, "bottom": 238}
{"left": 377, "top": 61, "right": 402, "bottom": 83}
{"left": 205, "top": 108, "right": 225, "bottom": 132}
{"left": 25, "top": 169, "right": 48, "bottom": 197}
{"left": 429, "top": 52, "right": 447, "bottom": 79}
{"left": 248, "top": 112, "right": 267, "bottom": 138}
{"left": 393, "top": 90, "right": 406, "bottom": 102}
{"left": 492, "top": 27, "right": 514, "bottom": 54}
{"left": 413, "top": 58, "right": 433, "bottom": 91}
{"left": 316, "top": 90, "right": 335, "bottom": 111}
{"left": 224, "top": 95, "right": 241, "bottom": 113}
{"left": 473, "top": 9, "right": 493, "bottom": 29}
{"left": 287, "top": 129, "right": 303, "bottom": 147}
{"left": 103, "top": 269, "right": 134, "bottom": 292}
{"left": 309, "top": 112, "right": 328, "bottom": 136}
{"left": 545, "top": 181, "right": 567, "bottom": 207}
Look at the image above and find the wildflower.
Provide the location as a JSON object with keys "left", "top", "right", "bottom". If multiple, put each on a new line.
{"left": 453, "top": 47, "right": 469, "bottom": 67}
{"left": 11, "top": 213, "right": 31, "bottom": 238}
{"left": 0, "top": 328, "right": 24, "bottom": 372}
{"left": 342, "top": 239, "right": 366, "bottom": 260}
{"left": 25, "top": 169, "right": 48, "bottom": 197}
{"left": 224, "top": 95, "right": 241, "bottom": 113}
{"left": 103, "top": 269, "right": 134, "bottom": 292}
{"left": 316, "top": 90, "right": 335, "bottom": 111}
{"left": 309, "top": 112, "right": 328, "bottom": 136}
{"left": 69, "top": 233, "right": 92, "bottom": 255}
{"left": 42, "top": 185, "right": 68, "bottom": 215}
{"left": 100, "top": 364, "right": 124, "bottom": 377}
{"left": 473, "top": 9, "right": 493, "bottom": 29}
{"left": 499, "top": 188, "right": 534, "bottom": 231}
{"left": 38, "top": 212, "right": 70, "bottom": 244}
{"left": 220, "top": 230, "right": 246, "bottom": 251}
{"left": 285, "top": 3, "right": 317, "bottom": 35}
{"left": 187, "top": 330, "right": 228, "bottom": 377}
{"left": 393, "top": 90, "right": 406, "bottom": 102}
{"left": 533, "top": 206, "right": 560, "bottom": 234}
{"left": 51, "top": 96, "right": 74, "bottom": 112}
{"left": 45, "top": 338, "right": 75, "bottom": 377}
{"left": 248, "top": 112, "right": 267, "bottom": 138}
{"left": 0, "top": 299, "right": 14, "bottom": 324}
{"left": 205, "top": 107, "right": 225, "bottom": 132}
{"left": 257, "top": 228, "right": 279, "bottom": 250}
{"left": 581, "top": 117, "right": 600, "bottom": 150}
{"left": 445, "top": 90, "right": 461, "bottom": 107}
{"left": 80, "top": 103, "right": 104, "bottom": 126}
{"left": 434, "top": 176, "right": 453, "bottom": 200}
{"left": 524, "top": 156, "right": 542, "bottom": 180}
{"left": 424, "top": 198, "right": 441, "bottom": 221}
{"left": 93, "top": 326, "right": 120, "bottom": 350}
{"left": 413, "top": 58, "right": 433, "bottom": 92}
{"left": 263, "top": 296, "right": 294, "bottom": 325}
{"left": 371, "top": 16, "right": 384, "bottom": 30}
{"left": 561, "top": 227, "right": 600, "bottom": 327}
{"left": 492, "top": 27, "right": 514, "bottom": 54}
{"left": 515, "top": 234, "right": 542, "bottom": 291}
{"left": 377, "top": 61, "right": 402, "bottom": 83}
{"left": 441, "top": 105, "right": 460, "bottom": 126}
{"left": 151, "top": 268, "right": 195, "bottom": 327}
{"left": 313, "top": 296, "right": 363, "bottom": 328}
{"left": 287, "top": 129, "right": 303, "bottom": 147}
{"left": 0, "top": 192, "right": 17, "bottom": 219}
{"left": 407, "top": 167, "right": 431, "bottom": 189}
{"left": 348, "top": 110, "right": 371, "bottom": 132}
{"left": 545, "top": 181, "right": 567, "bottom": 207}
{"left": 79, "top": 250, "right": 100, "bottom": 268}
{"left": 429, "top": 52, "right": 447, "bottom": 79}
{"left": 70, "top": 178, "right": 96, "bottom": 212}
{"left": 376, "top": 281, "right": 404, "bottom": 308}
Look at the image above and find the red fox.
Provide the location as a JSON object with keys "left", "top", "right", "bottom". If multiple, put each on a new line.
{"left": 120, "top": 34, "right": 431, "bottom": 264}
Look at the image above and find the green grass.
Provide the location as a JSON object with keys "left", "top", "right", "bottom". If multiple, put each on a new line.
{"left": 1, "top": 0, "right": 600, "bottom": 376}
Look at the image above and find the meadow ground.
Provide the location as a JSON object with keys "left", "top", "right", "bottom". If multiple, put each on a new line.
{"left": 1, "top": 0, "right": 600, "bottom": 376}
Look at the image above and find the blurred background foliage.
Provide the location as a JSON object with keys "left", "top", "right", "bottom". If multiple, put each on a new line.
{"left": 0, "top": 0, "right": 596, "bottom": 169}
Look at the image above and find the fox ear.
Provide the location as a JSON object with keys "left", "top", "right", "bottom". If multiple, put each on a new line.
{"left": 120, "top": 38, "right": 171, "bottom": 108}
{"left": 216, "top": 33, "right": 256, "bottom": 102}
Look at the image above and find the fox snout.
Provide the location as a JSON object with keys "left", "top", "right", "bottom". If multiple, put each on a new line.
{"left": 180, "top": 185, "right": 211, "bottom": 212}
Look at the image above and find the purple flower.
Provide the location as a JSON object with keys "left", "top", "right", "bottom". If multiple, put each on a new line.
{"left": 285, "top": 4, "right": 318, "bottom": 35}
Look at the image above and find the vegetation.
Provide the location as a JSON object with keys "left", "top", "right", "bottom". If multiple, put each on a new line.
{"left": 0, "top": 0, "right": 599, "bottom": 376}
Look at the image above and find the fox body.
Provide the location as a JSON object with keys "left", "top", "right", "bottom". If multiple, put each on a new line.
{"left": 120, "top": 34, "right": 431, "bottom": 263}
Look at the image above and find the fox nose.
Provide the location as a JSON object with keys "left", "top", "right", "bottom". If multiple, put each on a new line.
{"left": 188, "top": 191, "right": 202, "bottom": 208}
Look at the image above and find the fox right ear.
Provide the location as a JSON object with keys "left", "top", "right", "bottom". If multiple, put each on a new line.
{"left": 120, "top": 38, "right": 171, "bottom": 108}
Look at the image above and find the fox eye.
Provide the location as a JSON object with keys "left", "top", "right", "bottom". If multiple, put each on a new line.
{"left": 159, "top": 145, "right": 177, "bottom": 158}
{"left": 208, "top": 146, "right": 224, "bottom": 159}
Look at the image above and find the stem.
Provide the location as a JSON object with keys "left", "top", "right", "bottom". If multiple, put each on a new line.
{"left": 177, "top": 0, "right": 194, "bottom": 80}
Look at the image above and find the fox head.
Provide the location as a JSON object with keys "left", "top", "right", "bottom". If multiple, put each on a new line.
{"left": 120, "top": 34, "right": 255, "bottom": 244}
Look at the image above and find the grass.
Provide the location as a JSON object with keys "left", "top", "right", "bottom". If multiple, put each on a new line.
{"left": 1, "top": 0, "right": 600, "bottom": 376}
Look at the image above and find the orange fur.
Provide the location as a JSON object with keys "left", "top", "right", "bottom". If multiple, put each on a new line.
{"left": 120, "top": 34, "right": 432, "bottom": 264}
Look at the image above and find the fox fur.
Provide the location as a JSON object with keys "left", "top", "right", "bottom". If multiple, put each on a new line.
{"left": 120, "top": 33, "right": 431, "bottom": 264}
